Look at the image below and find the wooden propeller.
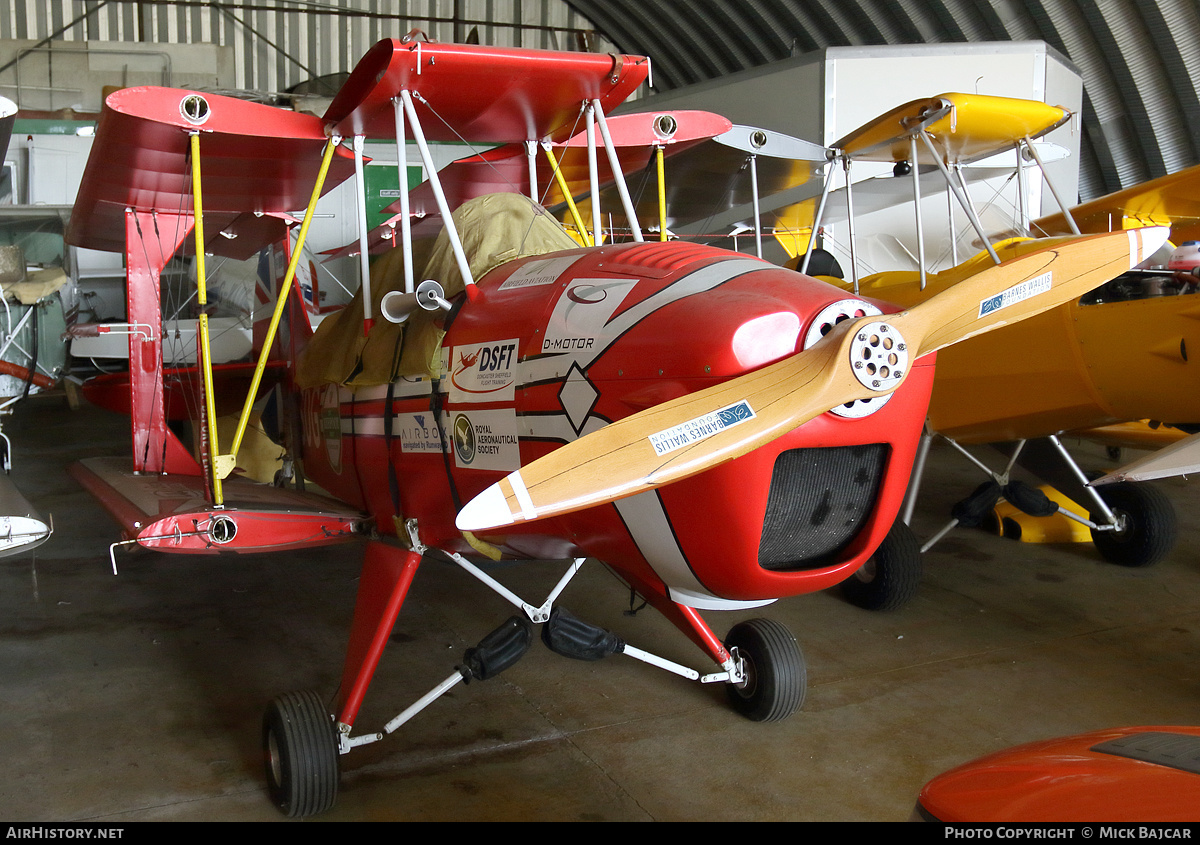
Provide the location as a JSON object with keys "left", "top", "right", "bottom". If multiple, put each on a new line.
{"left": 457, "top": 228, "right": 1168, "bottom": 532}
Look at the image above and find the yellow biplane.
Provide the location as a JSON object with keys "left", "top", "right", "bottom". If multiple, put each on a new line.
{"left": 789, "top": 92, "right": 1196, "bottom": 597}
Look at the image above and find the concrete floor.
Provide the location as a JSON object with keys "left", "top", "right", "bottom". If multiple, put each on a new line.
{"left": 2, "top": 390, "right": 1199, "bottom": 822}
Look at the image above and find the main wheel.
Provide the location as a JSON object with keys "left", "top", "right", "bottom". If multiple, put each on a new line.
{"left": 724, "top": 618, "right": 806, "bottom": 722}
{"left": 841, "top": 520, "right": 922, "bottom": 611}
{"left": 1089, "top": 481, "right": 1177, "bottom": 568}
{"left": 263, "top": 690, "right": 340, "bottom": 817}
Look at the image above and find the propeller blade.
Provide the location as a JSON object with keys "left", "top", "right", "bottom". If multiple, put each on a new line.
{"left": 457, "top": 227, "right": 1168, "bottom": 532}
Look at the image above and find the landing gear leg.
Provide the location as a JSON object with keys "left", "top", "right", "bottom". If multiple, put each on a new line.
{"left": 262, "top": 539, "right": 422, "bottom": 817}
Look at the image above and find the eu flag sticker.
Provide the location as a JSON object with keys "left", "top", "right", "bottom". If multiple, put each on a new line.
{"left": 648, "top": 400, "right": 757, "bottom": 457}
{"left": 978, "top": 271, "right": 1053, "bottom": 318}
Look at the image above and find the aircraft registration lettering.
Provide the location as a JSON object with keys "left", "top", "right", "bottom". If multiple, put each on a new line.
{"left": 648, "top": 400, "right": 756, "bottom": 457}
{"left": 977, "top": 271, "right": 1053, "bottom": 318}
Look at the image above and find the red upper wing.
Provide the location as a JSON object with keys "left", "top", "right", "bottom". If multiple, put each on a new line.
{"left": 67, "top": 87, "right": 357, "bottom": 258}
{"left": 324, "top": 38, "right": 650, "bottom": 143}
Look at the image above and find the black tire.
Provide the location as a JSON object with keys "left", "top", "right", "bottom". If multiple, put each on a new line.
{"left": 1089, "top": 482, "right": 1177, "bottom": 568}
{"left": 263, "top": 690, "right": 340, "bottom": 817}
{"left": 724, "top": 618, "right": 806, "bottom": 722}
{"left": 840, "top": 521, "right": 923, "bottom": 611}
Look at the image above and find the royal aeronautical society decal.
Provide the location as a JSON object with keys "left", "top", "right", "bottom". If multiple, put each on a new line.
{"left": 395, "top": 409, "right": 520, "bottom": 471}
{"left": 448, "top": 338, "right": 519, "bottom": 403}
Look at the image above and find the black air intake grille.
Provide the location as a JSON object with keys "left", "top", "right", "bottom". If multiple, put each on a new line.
{"left": 758, "top": 444, "right": 888, "bottom": 571}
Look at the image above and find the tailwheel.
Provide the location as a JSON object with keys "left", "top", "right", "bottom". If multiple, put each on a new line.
{"left": 263, "top": 690, "right": 340, "bottom": 817}
{"left": 724, "top": 618, "right": 806, "bottom": 722}
{"left": 841, "top": 520, "right": 923, "bottom": 611}
{"left": 1089, "top": 481, "right": 1177, "bottom": 568}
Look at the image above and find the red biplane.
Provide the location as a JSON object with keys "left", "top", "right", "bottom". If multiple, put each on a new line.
{"left": 63, "top": 34, "right": 1164, "bottom": 816}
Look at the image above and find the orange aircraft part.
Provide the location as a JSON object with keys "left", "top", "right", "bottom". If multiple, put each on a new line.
{"left": 919, "top": 726, "right": 1200, "bottom": 822}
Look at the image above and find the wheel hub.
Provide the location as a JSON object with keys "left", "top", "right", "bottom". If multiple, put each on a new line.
{"left": 267, "top": 728, "right": 282, "bottom": 787}
{"left": 730, "top": 647, "right": 758, "bottom": 697}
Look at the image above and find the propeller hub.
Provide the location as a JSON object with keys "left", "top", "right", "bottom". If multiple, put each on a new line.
{"left": 805, "top": 299, "right": 893, "bottom": 418}
{"left": 849, "top": 320, "right": 908, "bottom": 394}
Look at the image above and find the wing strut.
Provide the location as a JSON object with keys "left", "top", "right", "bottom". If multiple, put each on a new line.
{"left": 910, "top": 136, "right": 927, "bottom": 289}
{"left": 189, "top": 131, "right": 226, "bottom": 505}
{"left": 843, "top": 158, "right": 860, "bottom": 293}
{"left": 352, "top": 135, "right": 375, "bottom": 333}
{"left": 655, "top": 144, "right": 667, "bottom": 242}
{"left": 543, "top": 142, "right": 593, "bottom": 246}
{"left": 391, "top": 98, "right": 414, "bottom": 294}
{"left": 590, "top": 99, "right": 644, "bottom": 243}
{"left": 799, "top": 160, "right": 838, "bottom": 276}
{"left": 918, "top": 130, "right": 1001, "bottom": 265}
{"left": 525, "top": 140, "right": 538, "bottom": 202}
{"left": 399, "top": 89, "right": 477, "bottom": 295}
{"left": 220, "top": 135, "right": 342, "bottom": 479}
{"left": 748, "top": 153, "right": 763, "bottom": 258}
{"left": 1024, "top": 135, "right": 1081, "bottom": 235}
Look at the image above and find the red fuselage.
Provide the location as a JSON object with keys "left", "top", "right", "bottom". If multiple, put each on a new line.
{"left": 294, "top": 241, "right": 936, "bottom": 608}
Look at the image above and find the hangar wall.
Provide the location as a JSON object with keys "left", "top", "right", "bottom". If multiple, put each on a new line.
{"left": 631, "top": 41, "right": 1083, "bottom": 274}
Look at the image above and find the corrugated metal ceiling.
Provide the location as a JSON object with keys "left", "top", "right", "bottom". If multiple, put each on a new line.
{"left": 2, "top": 1, "right": 1190, "bottom": 203}
{"left": 568, "top": 0, "right": 1200, "bottom": 202}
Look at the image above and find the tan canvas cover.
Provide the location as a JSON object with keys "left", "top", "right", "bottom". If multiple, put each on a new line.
{"left": 3, "top": 267, "right": 70, "bottom": 304}
{"left": 297, "top": 193, "right": 577, "bottom": 388}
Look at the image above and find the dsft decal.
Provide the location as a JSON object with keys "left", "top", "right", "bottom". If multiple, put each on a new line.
{"left": 449, "top": 338, "right": 519, "bottom": 403}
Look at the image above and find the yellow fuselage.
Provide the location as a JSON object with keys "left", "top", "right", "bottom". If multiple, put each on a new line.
{"left": 850, "top": 247, "right": 1200, "bottom": 443}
